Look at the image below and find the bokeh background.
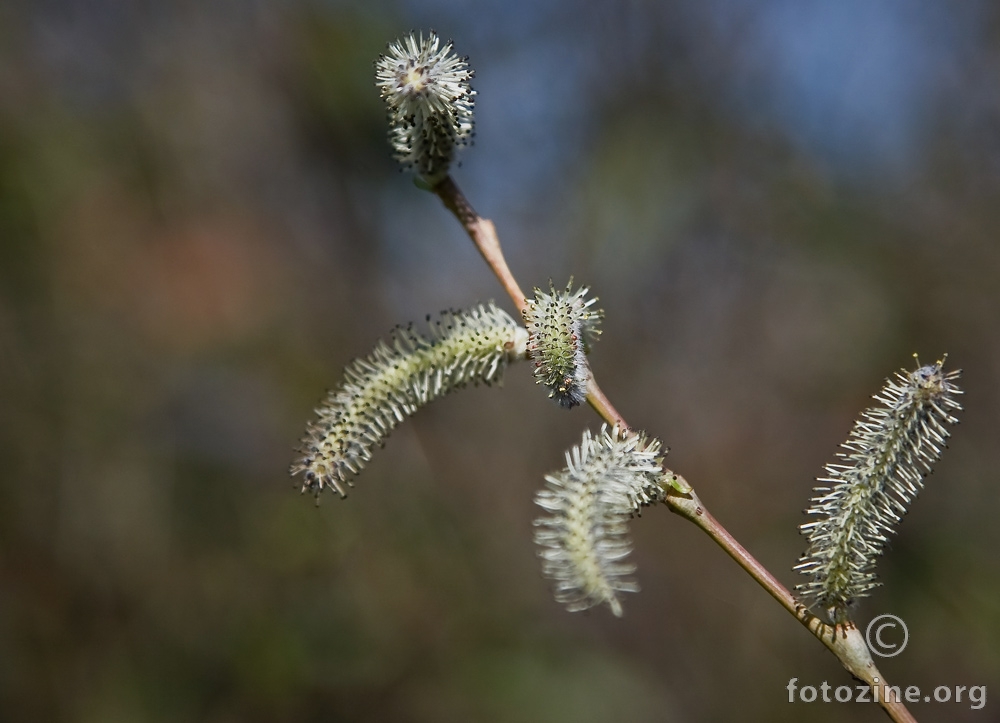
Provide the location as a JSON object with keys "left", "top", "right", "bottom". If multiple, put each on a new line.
{"left": 1, "top": 1, "right": 998, "bottom": 721}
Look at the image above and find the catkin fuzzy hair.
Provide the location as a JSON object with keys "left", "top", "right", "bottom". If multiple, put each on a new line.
{"left": 794, "top": 359, "right": 962, "bottom": 622}
{"left": 534, "top": 425, "right": 666, "bottom": 617}
{"left": 375, "top": 31, "right": 476, "bottom": 183}
{"left": 522, "top": 281, "right": 602, "bottom": 408}
{"left": 291, "top": 303, "right": 527, "bottom": 498}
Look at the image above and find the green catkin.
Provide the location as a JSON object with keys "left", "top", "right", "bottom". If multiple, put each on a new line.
{"left": 522, "top": 281, "right": 602, "bottom": 408}
{"left": 291, "top": 303, "right": 526, "bottom": 498}
{"left": 794, "top": 359, "right": 962, "bottom": 622}
{"left": 534, "top": 425, "right": 666, "bottom": 616}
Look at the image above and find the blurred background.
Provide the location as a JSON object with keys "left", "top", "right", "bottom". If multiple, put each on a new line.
{"left": 1, "top": 1, "right": 998, "bottom": 721}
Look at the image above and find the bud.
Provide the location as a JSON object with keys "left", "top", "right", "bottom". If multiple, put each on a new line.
{"left": 522, "top": 281, "right": 602, "bottom": 408}
{"left": 375, "top": 31, "right": 476, "bottom": 183}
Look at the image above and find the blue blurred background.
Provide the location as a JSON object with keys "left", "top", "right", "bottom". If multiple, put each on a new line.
{"left": 1, "top": 1, "right": 998, "bottom": 721}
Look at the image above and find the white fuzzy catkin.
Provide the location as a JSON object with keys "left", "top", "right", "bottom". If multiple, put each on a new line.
{"left": 522, "top": 281, "right": 602, "bottom": 408}
{"left": 375, "top": 31, "right": 475, "bottom": 183}
{"left": 291, "top": 303, "right": 527, "bottom": 498}
{"left": 794, "top": 359, "right": 962, "bottom": 621}
{"left": 534, "top": 426, "right": 666, "bottom": 616}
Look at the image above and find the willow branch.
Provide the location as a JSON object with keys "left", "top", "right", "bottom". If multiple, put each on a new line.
{"left": 432, "top": 173, "right": 916, "bottom": 723}
{"left": 433, "top": 176, "right": 528, "bottom": 314}
{"left": 665, "top": 483, "right": 915, "bottom": 722}
{"left": 586, "top": 376, "right": 628, "bottom": 429}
